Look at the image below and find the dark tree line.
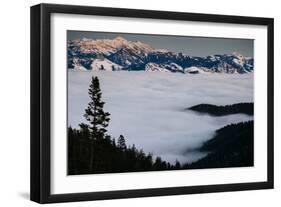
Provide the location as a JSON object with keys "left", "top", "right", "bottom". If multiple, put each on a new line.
{"left": 188, "top": 102, "right": 254, "bottom": 116}
{"left": 68, "top": 127, "right": 183, "bottom": 174}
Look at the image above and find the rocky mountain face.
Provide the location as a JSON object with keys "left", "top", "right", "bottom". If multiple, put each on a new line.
{"left": 67, "top": 36, "right": 254, "bottom": 74}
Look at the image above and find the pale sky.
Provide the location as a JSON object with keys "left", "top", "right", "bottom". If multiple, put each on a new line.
{"left": 68, "top": 30, "right": 254, "bottom": 57}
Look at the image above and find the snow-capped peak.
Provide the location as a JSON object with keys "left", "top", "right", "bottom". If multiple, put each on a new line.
{"left": 231, "top": 52, "right": 244, "bottom": 58}
{"left": 70, "top": 36, "right": 156, "bottom": 56}
{"left": 113, "top": 36, "right": 127, "bottom": 43}
{"left": 231, "top": 52, "right": 246, "bottom": 67}
{"left": 68, "top": 37, "right": 254, "bottom": 74}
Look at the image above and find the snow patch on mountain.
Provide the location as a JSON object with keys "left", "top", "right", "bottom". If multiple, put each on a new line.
{"left": 184, "top": 66, "right": 212, "bottom": 74}
{"left": 145, "top": 62, "right": 183, "bottom": 73}
{"left": 145, "top": 63, "right": 170, "bottom": 72}
{"left": 231, "top": 52, "right": 246, "bottom": 67}
{"left": 73, "top": 57, "right": 88, "bottom": 71}
{"left": 91, "top": 58, "right": 123, "bottom": 71}
{"left": 73, "top": 64, "right": 88, "bottom": 71}
{"left": 167, "top": 63, "right": 183, "bottom": 72}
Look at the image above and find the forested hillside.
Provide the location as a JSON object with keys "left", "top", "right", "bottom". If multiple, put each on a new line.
{"left": 188, "top": 103, "right": 253, "bottom": 116}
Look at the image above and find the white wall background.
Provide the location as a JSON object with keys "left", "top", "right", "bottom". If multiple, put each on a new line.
{"left": 0, "top": 0, "right": 279, "bottom": 206}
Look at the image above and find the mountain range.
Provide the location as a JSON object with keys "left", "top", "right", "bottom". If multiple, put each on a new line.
{"left": 67, "top": 36, "right": 254, "bottom": 74}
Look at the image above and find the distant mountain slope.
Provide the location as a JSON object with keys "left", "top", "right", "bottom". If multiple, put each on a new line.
{"left": 188, "top": 103, "right": 254, "bottom": 116}
{"left": 186, "top": 121, "right": 254, "bottom": 168}
{"left": 91, "top": 58, "right": 123, "bottom": 71}
{"left": 67, "top": 37, "right": 254, "bottom": 74}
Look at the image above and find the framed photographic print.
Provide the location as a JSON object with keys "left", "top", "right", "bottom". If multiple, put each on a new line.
{"left": 30, "top": 3, "right": 274, "bottom": 203}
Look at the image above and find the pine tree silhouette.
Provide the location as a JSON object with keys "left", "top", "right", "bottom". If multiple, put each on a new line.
{"left": 83, "top": 76, "right": 110, "bottom": 171}
{"left": 117, "top": 135, "right": 126, "bottom": 150}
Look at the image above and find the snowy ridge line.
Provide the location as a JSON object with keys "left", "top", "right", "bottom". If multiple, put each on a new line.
{"left": 68, "top": 37, "right": 254, "bottom": 74}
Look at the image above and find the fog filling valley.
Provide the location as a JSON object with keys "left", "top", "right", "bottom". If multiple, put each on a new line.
{"left": 68, "top": 71, "right": 254, "bottom": 164}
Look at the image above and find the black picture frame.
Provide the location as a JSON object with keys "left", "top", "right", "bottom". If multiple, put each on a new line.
{"left": 30, "top": 3, "right": 274, "bottom": 203}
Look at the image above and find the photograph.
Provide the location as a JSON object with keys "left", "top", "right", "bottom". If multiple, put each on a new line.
{"left": 67, "top": 31, "right": 254, "bottom": 175}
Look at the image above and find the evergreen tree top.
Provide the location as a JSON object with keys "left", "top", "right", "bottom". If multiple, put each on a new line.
{"left": 83, "top": 76, "right": 110, "bottom": 140}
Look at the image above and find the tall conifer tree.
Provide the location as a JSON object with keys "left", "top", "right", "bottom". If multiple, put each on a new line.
{"left": 83, "top": 76, "right": 110, "bottom": 171}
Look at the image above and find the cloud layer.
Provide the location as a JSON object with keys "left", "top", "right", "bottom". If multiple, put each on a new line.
{"left": 68, "top": 71, "right": 253, "bottom": 164}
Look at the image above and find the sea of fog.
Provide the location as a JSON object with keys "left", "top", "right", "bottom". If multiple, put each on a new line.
{"left": 68, "top": 71, "right": 254, "bottom": 164}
